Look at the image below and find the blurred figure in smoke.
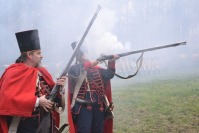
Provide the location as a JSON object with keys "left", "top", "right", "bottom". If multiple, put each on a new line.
{"left": 0, "top": 30, "right": 66, "bottom": 133}
{"left": 67, "top": 42, "right": 119, "bottom": 133}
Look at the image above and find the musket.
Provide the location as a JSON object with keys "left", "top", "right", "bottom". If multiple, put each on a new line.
{"left": 97, "top": 42, "right": 186, "bottom": 62}
{"left": 36, "top": 5, "right": 101, "bottom": 133}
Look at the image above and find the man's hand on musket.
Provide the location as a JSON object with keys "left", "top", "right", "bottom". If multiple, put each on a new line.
{"left": 39, "top": 95, "right": 54, "bottom": 112}
{"left": 38, "top": 76, "right": 67, "bottom": 112}
{"left": 110, "top": 54, "right": 120, "bottom": 61}
{"left": 91, "top": 54, "right": 120, "bottom": 67}
{"left": 56, "top": 76, "right": 67, "bottom": 87}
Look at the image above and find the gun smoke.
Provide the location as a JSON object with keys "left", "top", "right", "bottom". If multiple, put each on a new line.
{"left": 0, "top": 0, "right": 199, "bottom": 79}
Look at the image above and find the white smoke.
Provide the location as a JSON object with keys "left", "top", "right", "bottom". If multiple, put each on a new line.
{"left": 85, "top": 7, "right": 132, "bottom": 60}
{"left": 0, "top": 0, "right": 199, "bottom": 76}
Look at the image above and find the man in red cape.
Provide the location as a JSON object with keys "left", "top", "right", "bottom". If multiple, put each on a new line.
{"left": 67, "top": 43, "right": 119, "bottom": 133}
{"left": 0, "top": 30, "right": 66, "bottom": 133}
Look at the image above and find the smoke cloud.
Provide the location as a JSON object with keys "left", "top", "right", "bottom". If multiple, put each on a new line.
{"left": 0, "top": 0, "right": 199, "bottom": 77}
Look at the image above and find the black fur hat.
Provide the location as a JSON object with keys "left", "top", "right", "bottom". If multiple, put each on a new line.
{"left": 15, "top": 29, "right": 40, "bottom": 53}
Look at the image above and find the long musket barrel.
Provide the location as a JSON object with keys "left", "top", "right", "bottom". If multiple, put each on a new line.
{"left": 97, "top": 41, "right": 186, "bottom": 61}
{"left": 47, "top": 5, "right": 101, "bottom": 101}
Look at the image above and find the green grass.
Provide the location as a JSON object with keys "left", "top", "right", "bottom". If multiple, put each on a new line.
{"left": 60, "top": 73, "right": 199, "bottom": 133}
{"left": 112, "top": 75, "right": 199, "bottom": 133}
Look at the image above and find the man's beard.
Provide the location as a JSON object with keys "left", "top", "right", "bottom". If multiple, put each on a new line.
{"left": 36, "top": 61, "right": 42, "bottom": 67}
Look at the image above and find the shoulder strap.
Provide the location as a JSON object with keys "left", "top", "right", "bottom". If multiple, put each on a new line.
{"left": 70, "top": 71, "right": 87, "bottom": 109}
{"left": 8, "top": 116, "right": 21, "bottom": 133}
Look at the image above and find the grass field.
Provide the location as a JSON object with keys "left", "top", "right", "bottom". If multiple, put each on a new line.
{"left": 112, "top": 73, "right": 199, "bottom": 133}
{"left": 61, "top": 72, "right": 199, "bottom": 133}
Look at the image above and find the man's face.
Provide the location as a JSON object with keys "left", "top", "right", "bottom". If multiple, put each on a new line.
{"left": 28, "top": 50, "right": 43, "bottom": 67}
{"left": 79, "top": 53, "right": 89, "bottom": 63}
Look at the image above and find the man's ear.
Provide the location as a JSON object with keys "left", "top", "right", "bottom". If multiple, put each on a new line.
{"left": 26, "top": 51, "right": 33, "bottom": 59}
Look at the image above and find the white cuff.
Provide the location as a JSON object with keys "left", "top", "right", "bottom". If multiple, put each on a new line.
{"left": 35, "top": 98, "right": 39, "bottom": 108}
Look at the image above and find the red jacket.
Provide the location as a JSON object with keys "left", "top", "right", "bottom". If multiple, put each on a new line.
{"left": 0, "top": 63, "right": 59, "bottom": 133}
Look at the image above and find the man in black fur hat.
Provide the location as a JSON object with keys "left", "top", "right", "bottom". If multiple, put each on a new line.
{"left": 0, "top": 29, "right": 66, "bottom": 133}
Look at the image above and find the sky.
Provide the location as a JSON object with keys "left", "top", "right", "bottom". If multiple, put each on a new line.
{"left": 0, "top": 0, "right": 199, "bottom": 78}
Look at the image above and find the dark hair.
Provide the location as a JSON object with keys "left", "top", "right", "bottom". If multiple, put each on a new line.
{"left": 15, "top": 53, "right": 28, "bottom": 63}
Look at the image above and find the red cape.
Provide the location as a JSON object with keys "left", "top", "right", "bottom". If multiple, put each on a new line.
{"left": 67, "top": 66, "right": 113, "bottom": 133}
{"left": 0, "top": 63, "right": 59, "bottom": 133}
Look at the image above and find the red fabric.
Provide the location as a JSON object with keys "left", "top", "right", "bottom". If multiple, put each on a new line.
{"left": 38, "top": 67, "right": 60, "bottom": 128}
{"left": 103, "top": 81, "right": 113, "bottom": 133}
{"left": 0, "top": 63, "right": 38, "bottom": 117}
{"left": 67, "top": 89, "right": 76, "bottom": 133}
{"left": 38, "top": 67, "right": 55, "bottom": 88}
{"left": 83, "top": 61, "right": 91, "bottom": 70}
{"left": 0, "top": 116, "right": 8, "bottom": 133}
{"left": 0, "top": 63, "right": 60, "bottom": 132}
{"left": 67, "top": 65, "right": 113, "bottom": 133}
